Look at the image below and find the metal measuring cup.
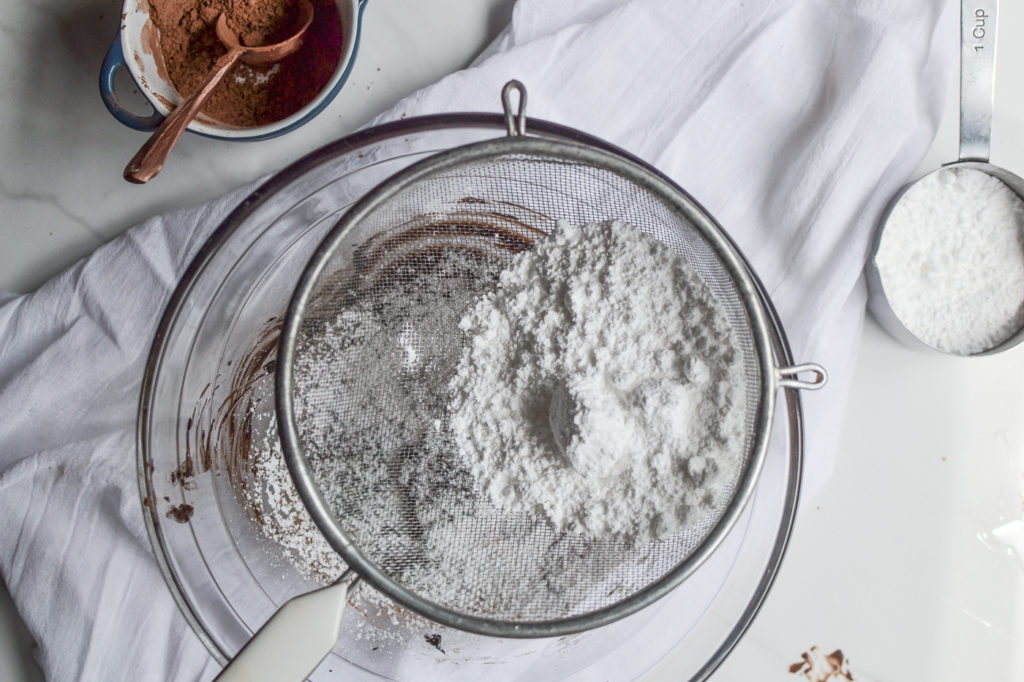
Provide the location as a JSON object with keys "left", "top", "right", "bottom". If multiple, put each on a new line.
{"left": 866, "top": 0, "right": 1024, "bottom": 355}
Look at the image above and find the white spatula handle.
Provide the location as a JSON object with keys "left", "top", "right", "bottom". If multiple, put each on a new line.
{"left": 215, "top": 571, "right": 358, "bottom": 682}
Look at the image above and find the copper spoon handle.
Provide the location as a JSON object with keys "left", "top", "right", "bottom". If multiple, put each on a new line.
{"left": 123, "top": 46, "right": 244, "bottom": 184}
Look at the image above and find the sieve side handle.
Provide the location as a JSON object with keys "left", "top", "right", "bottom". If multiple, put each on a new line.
{"left": 215, "top": 571, "right": 359, "bottom": 682}
{"left": 960, "top": 0, "right": 998, "bottom": 162}
{"left": 776, "top": 363, "right": 827, "bottom": 391}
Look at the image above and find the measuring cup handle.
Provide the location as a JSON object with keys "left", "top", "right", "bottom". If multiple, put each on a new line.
{"left": 960, "top": 0, "right": 998, "bottom": 162}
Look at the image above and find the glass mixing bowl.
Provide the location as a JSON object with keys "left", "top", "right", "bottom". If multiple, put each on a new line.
{"left": 137, "top": 113, "right": 808, "bottom": 680}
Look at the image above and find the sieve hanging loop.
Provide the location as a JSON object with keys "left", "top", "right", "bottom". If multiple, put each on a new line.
{"left": 502, "top": 79, "right": 528, "bottom": 137}
{"left": 775, "top": 363, "right": 827, "bottom": 391}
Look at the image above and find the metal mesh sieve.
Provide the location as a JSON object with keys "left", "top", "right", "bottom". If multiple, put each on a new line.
{"left": 276, "top": 82, "right": 782, "bottom": 637}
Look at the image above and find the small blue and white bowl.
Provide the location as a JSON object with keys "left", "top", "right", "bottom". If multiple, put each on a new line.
{"left": 99, "top": 0, "right": 367, "bottom": 141}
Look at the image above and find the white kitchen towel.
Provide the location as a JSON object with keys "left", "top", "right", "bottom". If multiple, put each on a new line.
{"left": 0, "top": 0, "right": 953, "bottom": 680}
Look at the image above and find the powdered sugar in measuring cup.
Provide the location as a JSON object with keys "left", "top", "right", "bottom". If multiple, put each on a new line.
{"left": 873, "top": 167, "right": 1024, "bottom": 354}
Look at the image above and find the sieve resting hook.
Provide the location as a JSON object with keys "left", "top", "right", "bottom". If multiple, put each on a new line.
{"left": 502, "top": 80, "right": 528, "bottom": 137}
{"left": 776, "top": 363, "right": 827, "bottom": 391}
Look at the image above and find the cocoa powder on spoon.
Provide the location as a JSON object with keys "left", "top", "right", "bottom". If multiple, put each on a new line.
{"left": 148, "top": 0, "right": 343, "bottom": 127}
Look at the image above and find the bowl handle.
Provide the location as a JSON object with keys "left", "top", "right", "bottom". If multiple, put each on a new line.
{"left": 99, "top": 32, "right": 165, "bottom": 132}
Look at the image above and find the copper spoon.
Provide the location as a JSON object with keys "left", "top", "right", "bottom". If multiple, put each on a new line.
{"left": 123, "top": 0, "right": 314, "bottom": 184}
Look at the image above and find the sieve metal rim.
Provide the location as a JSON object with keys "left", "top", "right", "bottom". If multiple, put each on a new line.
{"left": 276, "top": 130, "right": 781, "bottom": 638}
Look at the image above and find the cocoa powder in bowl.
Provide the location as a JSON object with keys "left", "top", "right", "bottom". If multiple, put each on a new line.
{"left": 149, "top": 0, "right": 343, "bottom": 128}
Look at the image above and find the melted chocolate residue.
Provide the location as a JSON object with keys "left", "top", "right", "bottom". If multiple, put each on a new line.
{"left": 166, "top": 503, "right": 195, "bottom": 523}
{"left": 174, "top": 208, "right": 546, "bottom": 558}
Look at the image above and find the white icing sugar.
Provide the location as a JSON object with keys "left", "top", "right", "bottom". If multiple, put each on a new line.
{"left": 449, "top": 220, "right": 748, "bottom": 545}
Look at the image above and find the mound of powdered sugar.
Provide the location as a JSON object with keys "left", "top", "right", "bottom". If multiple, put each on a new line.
{"left": 449, "top": 220, "right": 748, "bottom": 545}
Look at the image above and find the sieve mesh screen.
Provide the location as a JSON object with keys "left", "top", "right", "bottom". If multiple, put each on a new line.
{"left": 284, "top": 146, "right": 768, "bottom": 627}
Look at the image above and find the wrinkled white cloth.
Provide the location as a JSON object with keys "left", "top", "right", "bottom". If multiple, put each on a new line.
{"left": 0, "top": 0, "right": 953, "bottom": 680}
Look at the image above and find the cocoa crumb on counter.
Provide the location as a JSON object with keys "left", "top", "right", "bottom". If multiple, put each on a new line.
{"left": 424, "top": 634, "right": 445, "bottom": 654}
{"left": 789, "top": 646, "right": 854, "bottom": 681}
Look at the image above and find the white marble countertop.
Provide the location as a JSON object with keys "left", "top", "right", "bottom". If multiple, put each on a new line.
{"left": 3, "top": 0, "right": 1024, "bottom": 680}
